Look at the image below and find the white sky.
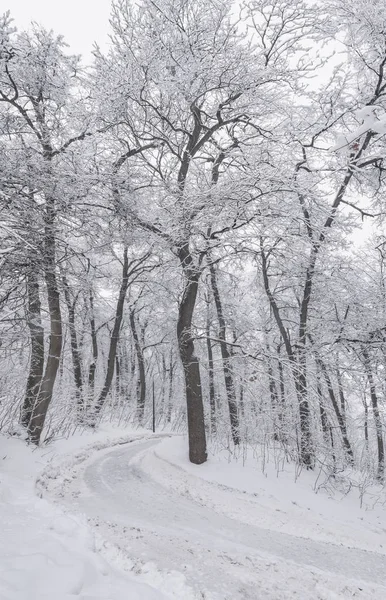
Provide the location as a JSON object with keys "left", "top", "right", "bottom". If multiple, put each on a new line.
{"left": 5, "top": 0, "right": 112, "bottom": 60}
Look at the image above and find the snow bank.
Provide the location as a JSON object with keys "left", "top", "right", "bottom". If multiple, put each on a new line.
{"left": 146, "top": 436, "right": 386, "bottom": 555}
{"left": 0, "top": 425, "right": 166, "bottom": 600}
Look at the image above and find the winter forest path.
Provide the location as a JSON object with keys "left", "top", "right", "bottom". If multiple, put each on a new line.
{"left": 47, "top": 437, "right": 386, "bottom": 599}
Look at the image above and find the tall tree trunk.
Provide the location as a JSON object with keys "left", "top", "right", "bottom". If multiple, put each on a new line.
{"left": 363, "top": 395, "right": 369, "bottom": 450}
{"left": 336, "top": 362, "right": 347, "bottom": 424}
{"left": 295, "top": 245, "right": 319, "bottom": 468}
{"left": 316, "top": 375, "right": 336, "bottom": 469}
{"left": 129, "top": 309, "right": 146, "bottom": 425}
{"left": 363, "top": 347, "right": 384, "bottom": 481}
{"left": 293, "top": 354, "right": 313, "bottom": 468}
{"left": 363, "top": 394, "right": 369, "bottom": 449}
{"left": 28, "top": 197, "right": 62, "bottom": 444}
{"left": 260, "top": 243, "right": 313, "bottom": 467}
{"left": 209, "top": 262, "right": 240, "bottom": 445}
{"left": 22, "top": 269, "right": 45, "bottom": 428}
{"left": 314, "top": 355, "right": 354, "bottom": 464}
{"left": 317, "top": 377, "right": 329, "bottom": 441}
{"left": 239, "top": 382, "right": 245, "bottom": 419}
{"left": 118, "top": 342, "right": 128, "bottom": 401}
{"left": 62, "top": 274, "right": 84, "bottom": 413}
{"left": 276, "top": 346, "right": 287, "bottom": 437}
{"left": 177, "top": 244, "right": 207, "bottom": 464}
{"left": 160, "top": 354, "right": 167, "bottom": 420}
{"left": 166, "top": 349, "right": 174, "bottom": 424}
{"left": 115, "top": 354, "right": 120, "bottom": 400}
{"left": 92, "top": 246, "right": 129, "bottom": 421}
{"left": 87, "top": 288, "right": 98, "bottom": 404}
{"left": 206, "top": 312, "right": 216, "bottom": 434}
{"left": 266, "top": 349, "right": 280, "bottom": 442}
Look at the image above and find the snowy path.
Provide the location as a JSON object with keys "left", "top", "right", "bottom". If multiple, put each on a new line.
{"left": 48, "top": 437, "right": 386, "bottom": 599}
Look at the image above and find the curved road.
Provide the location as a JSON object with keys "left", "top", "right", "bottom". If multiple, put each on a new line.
{"left": 53, "top": 438, "right": 386, "bottom": 599}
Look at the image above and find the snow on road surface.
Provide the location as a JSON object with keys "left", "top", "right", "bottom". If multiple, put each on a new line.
{"left": 42, "top": 435, "right": 386, "bottom": 600}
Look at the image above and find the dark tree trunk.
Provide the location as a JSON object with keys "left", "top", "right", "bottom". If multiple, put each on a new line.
{"left": 336, "top": 364, "right": 347, "bottom": 423}
{"left": 317, "top": 378, "right": 329, "bottom": 441}
{"left": 160, "top": 354, "right": 167, "bottom": 419}
{"left": 129, "top": 309, "right": 146, "bottom": 425}
{"left": 87, "top": 289, "right": 98, "bottom": 397}
{"left": 28, "top": 198, "right": 62, "bottom": 444}
{"left": 363, "top": 348, "right": 384, "bottom": 481}
{"left": 115, "top": 354, "right": 120, "bottom": 399}
{"left": 92, "top": 246, "right": 130, "bottom": 421}
{"left": 315, "top": 356, "right": 354, "bottom": 464}
{"left": 266, "top": 350, "right": 280, "bottom": 441}
{"left": 129, "top": 338, "right": 136, "bottom": 402}
{"left": 85, "top": 287, "right": 99, "bottom": 421}
{"left": 316, "top": 376, "right": 336, "bottom": 468}
{"left": 166, "top": 350, "right": 174, "bottom": 424}
{"left": 205, "top": 314, "right": 216, "bottom": 434}
{"left": 177, "top": 244, "right": 207, "bottom": 465}
{"left": 119, "top": 342, "right": 129, "bottom": 401}
{"left": 294, "top": 245, "right": 319, "bottom": 468}
{"left": 22, "top": 269, "right": 45, "bottom": 428}
{"left": 239, "top": 382, "right": 245, "bottom": 419}
{"left": 293, "top": 363, "right": 314, "bottom": 468}
{"left": 62, "top": 275, "right": 84, "bottom": 412}
{"left": 261, "top": 243, "right": 313, "bottom": 467}
{"left": 363, "top": 394, "right": 369, "bottom": 450}
{"left": 276, "top": 347, "right": 287, "bottom": 437}
{"left": 209, "top": 262, "right": 240, "bottom": 445}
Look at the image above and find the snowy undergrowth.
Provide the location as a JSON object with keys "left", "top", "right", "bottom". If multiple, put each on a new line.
{"left": 143, "top": 436, "right": 386, "bottom": 555}
{"left": 0, "top": 424, "right": 169, "bottom": 600}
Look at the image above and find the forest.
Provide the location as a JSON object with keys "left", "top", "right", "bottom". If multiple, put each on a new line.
{"left": 1, "top": 0, "right": 386, "bottom": 487}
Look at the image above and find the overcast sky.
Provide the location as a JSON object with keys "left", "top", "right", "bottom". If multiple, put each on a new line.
{"left": 6, "top": 0, "right": 112, "bottom": 60}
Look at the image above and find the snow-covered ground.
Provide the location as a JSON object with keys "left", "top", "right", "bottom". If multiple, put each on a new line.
{"left": 154, "top": 437, "right": 386, "bottom": 554}
{"left": 0, "top": 426, "right": 168, "bottom": 600}
{"left": 2, "top": 429, "right": 386, "bottom": 599}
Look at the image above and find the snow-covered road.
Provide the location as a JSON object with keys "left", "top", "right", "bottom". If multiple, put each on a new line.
{"left": 47, "top": 437, "right": 386, "bottom": 599}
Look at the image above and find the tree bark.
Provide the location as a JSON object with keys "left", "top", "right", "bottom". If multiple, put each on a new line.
{"left": 266, "top": 348, "right": 280, "bottom": 441}
{"left": 314, "top": 355, "right": 354, "bottom": 464}
{"left": 363, "top": 347, "right": 384, "bottom": 481}
{"left": 22, "top": 269, "right": 45, "bottom": 428}
{"left": 28, "top": 197, "right": 63, "bottom": 444}
{"left": 92, "top": 246, "right": 130, "bottom": 421}
{"left": 336, "top": 362, "right": 347, "bottom": 424}
{"left": 87, "top": 288, "right": 98, "bottom": 403}
{"left": 115, "top": 354, "right": 120, "bottom": 400}
{"left": 363, "top": 394, "right": 369, "bottom": 448}
{"left": 260, "top": 243, "right": 313, "bottom": 467}
{"left": 296, "top": 245, "right": 319, "bottom": 467}
{"left": 209, "top": 262, "right": 240, "bottom": 445}
{"left": 205, "top": 314, "right": 216, "bottom": 434}
{"left": 177, "top": 243, "right": 207, "bottom": 464}
{"left": 317, "top": 377, "right": 329, "bottom": 441}
{"left": 129, "top": 309, "right": 146, "bottom": 425}
{"left": 276, "top": 346, "right": 287, "bottom": 436}
{"left": 166, "top": 349, "right": 174, "bottom": 424}
{"left": 62, "top": 274, "right": 84, "bottom": 412}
